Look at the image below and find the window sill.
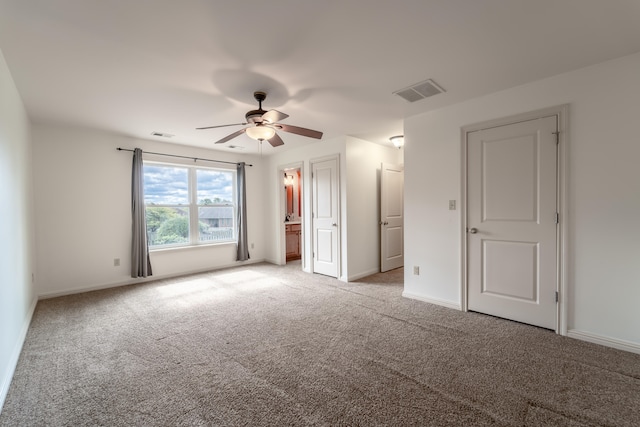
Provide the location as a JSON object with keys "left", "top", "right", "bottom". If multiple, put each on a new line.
{"left": 149, "top": 241, "right": 236, "bottom": 253}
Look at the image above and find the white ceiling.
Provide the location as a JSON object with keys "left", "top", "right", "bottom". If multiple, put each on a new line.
{"left": 1, "top": 0, "right": 640, "bottom": 155}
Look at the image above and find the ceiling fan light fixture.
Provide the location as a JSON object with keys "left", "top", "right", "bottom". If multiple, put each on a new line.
{"left": 246, "top": 125, "right": 276, "bottom": 141}
{"left": 390, "top": 135, "right": 404, "bottom": 149}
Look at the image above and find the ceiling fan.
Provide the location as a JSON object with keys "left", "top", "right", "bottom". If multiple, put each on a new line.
{"left": 197, "top": 91, "right": 323, "bottom": 147}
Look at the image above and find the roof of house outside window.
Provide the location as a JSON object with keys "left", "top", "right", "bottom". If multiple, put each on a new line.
{"left": 198, "top": 207, "right": 233, "bottom": 220}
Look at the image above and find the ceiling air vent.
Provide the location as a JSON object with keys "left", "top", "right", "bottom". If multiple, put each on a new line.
{"left": 151, "top": 132, "right": 174, "bottom": 138}
{"left": 393, "top": 79, "right": 445, "bottom": 103}
{"left": 228, "top": 145, "right": 245, "bottom": 150}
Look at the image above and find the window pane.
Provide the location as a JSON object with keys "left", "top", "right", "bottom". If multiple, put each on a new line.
{"left": 197, "top": 169, "right": 233, "bottom": 205}
{"left": 144, "top": 165, "right": 189, "bottom": 205}
{"left": 146, "top": 207, "right": 190, "bottom": 247}
{"left": 198, "top": 206, "right": 234, "bottom": 242}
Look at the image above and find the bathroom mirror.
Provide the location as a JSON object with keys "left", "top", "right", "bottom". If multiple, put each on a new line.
{"left": 284, "top": 171, "right": 300, "bottom": 221}
{"left": 286, "top": 184, "right": 294, "bottom": 216}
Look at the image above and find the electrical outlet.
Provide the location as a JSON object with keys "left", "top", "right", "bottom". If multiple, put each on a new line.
{"left": 114, "top": 258, "right": 120, "bottom": 267}
{"left": 413, "top": 266, "right": 420, "bottom": 275}
{"left": 449, "top": 200, "right": 456, "bottom": 210}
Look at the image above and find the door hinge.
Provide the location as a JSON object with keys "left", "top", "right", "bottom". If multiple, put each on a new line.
{"left": 552, "top": 131, "right": 560, "bottom": 144}
{"left": 554, "top": 212, "right": 559, "bottom": 224}
{"left": 555, "top": 291, "right": 559, "bottom": 303}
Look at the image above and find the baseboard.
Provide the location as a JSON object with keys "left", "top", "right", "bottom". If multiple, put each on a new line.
{"left": 0, "top": 296, "right": 38, "bottom": 414}
{"left": 347, "top": 268, "right": 380, "bottom": 282}
{"left": 39, "top": 258, "right": 268, "bottom": 299}
{"left": 567, "top": 329, "right": 640, "bottom": 355}
{"left": 402, "top": 291, "right": 462, "bottom": 311}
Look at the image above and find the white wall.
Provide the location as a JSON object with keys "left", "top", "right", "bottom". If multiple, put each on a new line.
{"left": 32, "top": 124, "right": 264, "bottom": 297}
{"left": 404, "top": 52, "right": 640, "bottom": 349}
{"left": 0, "top": 50, "right": 36, "bottom": 412}
{"left": 345, "top": 137, "right": 402, "bottom": 280}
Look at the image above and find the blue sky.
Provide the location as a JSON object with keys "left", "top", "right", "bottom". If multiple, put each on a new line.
{"left": 143, "top": 165, "right": 233, "bottom": 205}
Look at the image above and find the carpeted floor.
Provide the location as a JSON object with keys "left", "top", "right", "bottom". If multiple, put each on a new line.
{"left": 1, "top": 262, "right": 639, "bottom": 426}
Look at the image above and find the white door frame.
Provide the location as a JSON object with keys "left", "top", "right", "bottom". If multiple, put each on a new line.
{"left": 309, "top": 154, "right": 341, "bottom": 279}
{"left": 278, "top": 161, "right": 304, "bottom": 268}
{"left": 460, "top": 105, "right": 569, "bottom": 335}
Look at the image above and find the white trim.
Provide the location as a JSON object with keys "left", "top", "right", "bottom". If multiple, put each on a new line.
{"left": 402, "top": 291, "right": 462, "bottom": 311}
{"left": 557, "top": 105, "right": 569, "bottom": 336}
{"left": 38, "top": 258, "right": 266, "bottom": 299}
{"left": 460, "top": 105, "right": 569, "bottom": 334}
{"left": 567, "top": 330, "right": 640, "bottom": 355}
{"left": 459, "top": 126, "right": 469, "bottom": 312}
{"left": 0, "top": 296, "right": 38, "bottom": 414}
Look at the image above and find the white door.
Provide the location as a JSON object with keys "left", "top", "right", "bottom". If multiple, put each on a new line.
{"left": 381, "top": 163, "right": 404, "bottom": 272}
{"left": 312, "top": 157, "right": 339, "bottom": 278}
{"left": 467, "top": 116, "right": 558, "bottom": 330}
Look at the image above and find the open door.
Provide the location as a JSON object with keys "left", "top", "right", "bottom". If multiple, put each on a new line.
{"left": 311, "top": 157, "right": 339, "bottom": 278}
{"left": 380, "top": 163, "right": 404, "bottom": 272}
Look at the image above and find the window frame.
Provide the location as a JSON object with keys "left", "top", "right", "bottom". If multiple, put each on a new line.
{"left": 143, "top": 160, "right": 237, "bottom": 250}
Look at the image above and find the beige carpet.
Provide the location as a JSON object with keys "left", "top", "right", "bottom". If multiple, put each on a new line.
{"left": 1, "top": 262, "right": 639, "bottom": 426}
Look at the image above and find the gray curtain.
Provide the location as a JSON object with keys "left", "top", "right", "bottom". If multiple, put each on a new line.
{"left": 131, "top": 148, "right": 152, "bottom": 278}
{"left": 236, "top": 162, "right": 250, "bottom": 261}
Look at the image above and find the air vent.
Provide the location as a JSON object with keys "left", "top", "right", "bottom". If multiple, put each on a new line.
{"left": 151, "top": 132, "right": 174, "bottom": 138}
{"left": 228, "top": 145, "right": 245, "bottom": 150}
{"left": 393, "top": 79, "right": 445, "bottom": 103}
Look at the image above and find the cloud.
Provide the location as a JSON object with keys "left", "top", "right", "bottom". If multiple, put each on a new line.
{"left": 143, "top": 165, "right": 189, "bottom": 204}
{"left": 196, "top": 169, "right": 233, "bottom": 203}
{"left": 143, "top": 165, "right": 233, "bottom": 205}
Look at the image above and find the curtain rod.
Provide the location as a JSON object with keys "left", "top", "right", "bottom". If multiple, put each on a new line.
{"left": 116, "top": 148, "right": 253, "bottom": 167}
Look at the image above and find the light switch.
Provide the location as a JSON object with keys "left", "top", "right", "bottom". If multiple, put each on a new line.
{"left": 449, "top": 200, "right": 456, "bottom": 210}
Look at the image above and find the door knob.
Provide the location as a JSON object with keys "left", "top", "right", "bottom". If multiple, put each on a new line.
{"left": 468, "top": 227, "right": 478, "bottom": 234}
{"left": 332, "top": 223, "right": 337, "bottom": 227}
{"left": 383, "top": 221, "right": 389, "bottom": 225}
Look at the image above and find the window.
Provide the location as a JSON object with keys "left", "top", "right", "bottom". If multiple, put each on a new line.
{"left": 143, "top": 162, "right": 236, "bottom": 248}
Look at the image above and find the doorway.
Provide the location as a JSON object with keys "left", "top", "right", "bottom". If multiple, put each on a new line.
{"left": 284, "top": 167, "right": 302, "bottom": 264}
{"left": 462, "top": 106, "right": 567, "bottom": 332}
{"left": 280, "top": 165, "right": 303, "bottom": 267}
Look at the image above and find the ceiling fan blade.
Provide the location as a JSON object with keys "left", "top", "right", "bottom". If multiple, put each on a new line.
{"left": 275, "top": 123, "right": 323, "bottom": 139}
{"left": 196, "top": 122, "right": 247, "bottom": 130}
{"left": 267, "top": 133, "right": 285, "bottom": 147}
{"left": 262, "top": 109, "right": 289, "bottom": 124}
{"left": 215, "top": 129, "right": 246, "bottom": 144}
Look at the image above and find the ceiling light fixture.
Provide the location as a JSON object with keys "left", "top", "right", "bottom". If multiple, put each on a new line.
{"left": 390, "top": 135, "right": 404, "bottom": 149}
{"left": 245, "top": 125, "right": 275, "bottom": 141}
